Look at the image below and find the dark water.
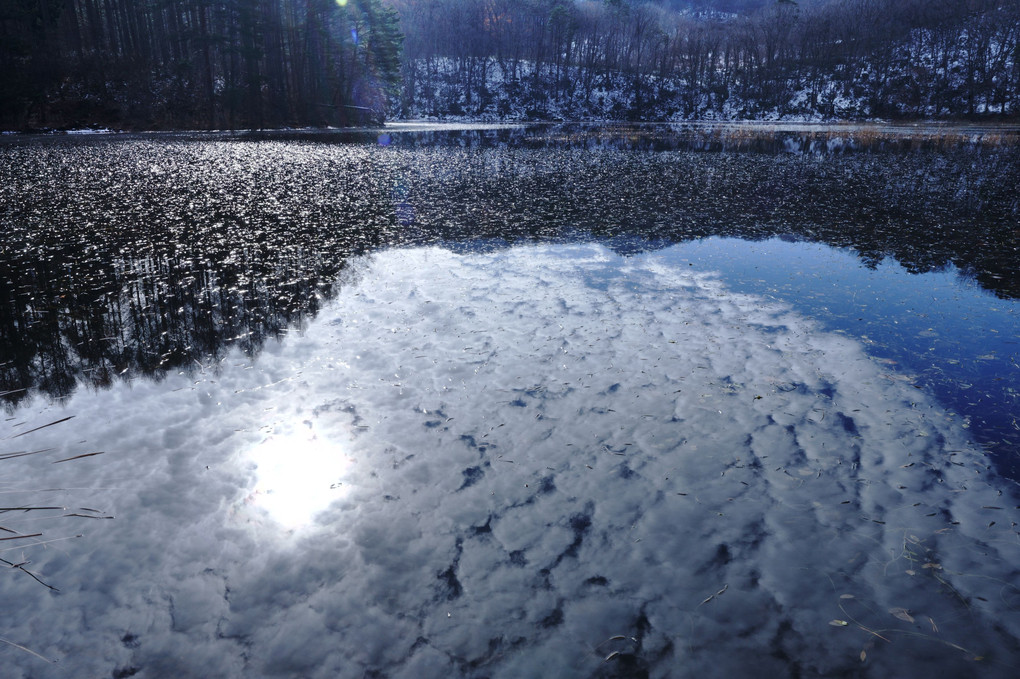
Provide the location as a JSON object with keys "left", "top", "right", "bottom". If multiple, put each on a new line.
{"left": 1, "top": 124, "right": 1018, "bottom": 677}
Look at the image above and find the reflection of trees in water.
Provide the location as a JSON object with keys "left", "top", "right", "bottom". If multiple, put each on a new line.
{"left": 0, "top": 139, "right": 395, "bottom": 409}
{"left": 1, "top": 131, "right": 1018, "bottom": 408}
{"left": 397, "top": 128, "right": 1020, "bottom": 297}
{"left": 0, "top": 239, "right": 348, "bottom": 410}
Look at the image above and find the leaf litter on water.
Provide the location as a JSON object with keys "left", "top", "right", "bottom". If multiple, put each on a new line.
{"left": 889, "top": 607, "right": 915, "bottom": 623}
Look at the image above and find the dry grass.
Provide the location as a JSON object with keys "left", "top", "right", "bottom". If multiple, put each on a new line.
{"left": 1, "top": 414, "right": 112, "bottom": 662}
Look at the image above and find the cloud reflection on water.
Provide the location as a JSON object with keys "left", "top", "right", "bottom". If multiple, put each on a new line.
{"left": 1, "top": 243, "right": 1017, "bottom": 678}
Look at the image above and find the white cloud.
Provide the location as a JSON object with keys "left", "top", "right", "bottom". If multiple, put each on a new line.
{"left": 1, "top": 243, "right": 1017, "bottom": 678}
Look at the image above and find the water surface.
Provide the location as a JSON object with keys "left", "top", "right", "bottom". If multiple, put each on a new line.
{"left": 1, "top": 124, "right": 1018, "bottom": 678}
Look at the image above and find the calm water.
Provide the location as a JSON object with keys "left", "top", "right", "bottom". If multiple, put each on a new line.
{"left": 1, "top": 124, "right": 1019, "bottom": 678}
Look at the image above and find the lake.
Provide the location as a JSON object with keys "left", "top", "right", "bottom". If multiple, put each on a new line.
{"left": 1, "top": 123, "right": 1018, "bottom": 678}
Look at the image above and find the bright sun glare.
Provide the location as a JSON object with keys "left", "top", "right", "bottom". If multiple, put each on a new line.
{"left": 246, "top": 427, "right": 351, "bottom": 530}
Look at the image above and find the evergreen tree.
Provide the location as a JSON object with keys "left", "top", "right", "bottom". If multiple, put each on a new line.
{"left": 0, "top": 0, "right": 404, "bottom": 130}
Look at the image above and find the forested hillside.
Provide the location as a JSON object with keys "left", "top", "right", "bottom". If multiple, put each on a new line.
{"left": 0, "top": 0, "right": 402, "bottom": 130}
{"left": 1, "top": 0, "right": 1018, "bottom": 130}
{"left": 393, "top": 0, "right": 1020, "bottom": 121}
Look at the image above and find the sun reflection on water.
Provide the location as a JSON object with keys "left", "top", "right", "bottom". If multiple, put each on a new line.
{"left": 245, "top": 426, "right": 351, "bottom": 530}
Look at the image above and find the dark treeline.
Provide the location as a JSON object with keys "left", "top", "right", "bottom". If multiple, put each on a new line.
{"left": 0, "top": 0, "right": 402, "bottom": 130}
{"left": 2, "top": 1, "right": 1018, "bottom": 129}
{"left": 393, "top": 0, "right": 1020, "bottom": 120}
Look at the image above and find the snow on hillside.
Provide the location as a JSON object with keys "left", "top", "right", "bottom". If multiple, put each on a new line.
{"left": 397, "top": 20, "right": 1015, "bottom": 123}
{"left": 398, "top": 57, "right": 874, "bottom": 122}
